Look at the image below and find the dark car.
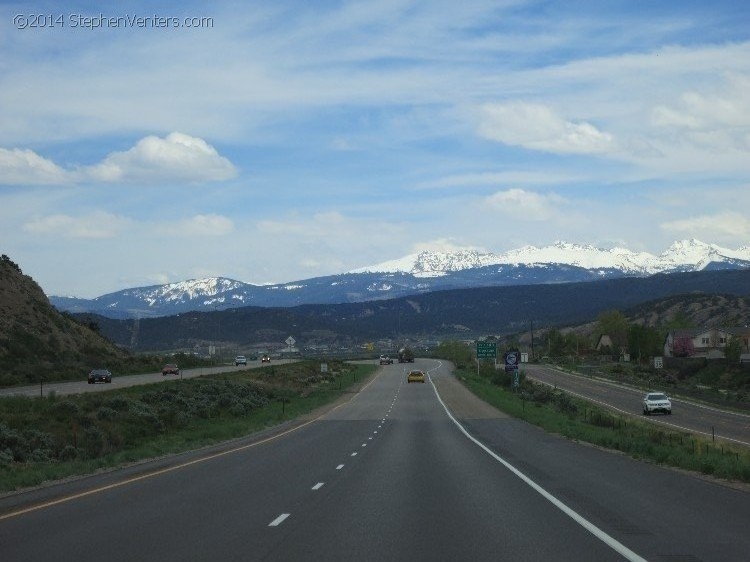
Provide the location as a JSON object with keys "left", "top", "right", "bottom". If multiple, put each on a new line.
{"left": 162, "top": 363, "right": 179, "bottom": 376}
{"left": 261, "top": 354, "right": 271, "bottom": 363}
{"left": 88, "top": 368, "right": 112, "bottom": 384}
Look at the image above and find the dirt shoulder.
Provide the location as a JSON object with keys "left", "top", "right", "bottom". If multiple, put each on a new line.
{"left": 433, "top": 372, "right": 508, "bottom": 420}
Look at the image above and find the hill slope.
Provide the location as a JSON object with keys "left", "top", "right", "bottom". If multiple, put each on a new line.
{"left": 0, "top": 255, "right": 128, "bottom": 385}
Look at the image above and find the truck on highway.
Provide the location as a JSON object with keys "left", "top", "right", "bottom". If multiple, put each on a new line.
{"left": 398, "top": 347, "right": 415, "bottom": 363}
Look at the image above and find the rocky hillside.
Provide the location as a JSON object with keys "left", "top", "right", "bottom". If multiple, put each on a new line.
{"left": 626, "top": 293, "right": 750, "bottom": 329}
{"left": 0, "top": 255, "right": 128, "bottom": 386}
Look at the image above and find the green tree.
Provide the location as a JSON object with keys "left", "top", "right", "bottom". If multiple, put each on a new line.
{"left": 596, "top": 310, "right": 629, "bottom": 351}
{"left": 545, "top": 329, "right": 568, "bottom": 357}
{"left": 434, "top": 340, "right": 472, "bottom": 368}
{"left": 725, "top": 335, "right": 743, "bottom": 363}
{"left": 628, "top": 325, "right": 663, "bottom": 364}
{"left": 665, "top": 311, "right": 694, "bottom": 330}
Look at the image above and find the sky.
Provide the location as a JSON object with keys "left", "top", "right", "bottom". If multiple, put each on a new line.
{"left": 1, "top": 0, "right": 749, "bottom": 298}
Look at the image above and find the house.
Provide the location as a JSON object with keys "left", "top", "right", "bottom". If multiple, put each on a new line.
{"left": 596, "top": 334, "right": 613, "bottom": 351}
{"left": 664, "top": 327, "right": 750, "bottom": 358}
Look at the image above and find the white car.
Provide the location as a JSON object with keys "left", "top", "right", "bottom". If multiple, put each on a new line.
{"left": 642, "top": 392, "right": 672, "bottom": 415}
{"left": 235, "top": 355, "right": 247, "bottom": 366}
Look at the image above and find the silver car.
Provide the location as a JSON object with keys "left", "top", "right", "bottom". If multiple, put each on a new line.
{"left": 642, "top": 392, "right": 672, "bottom": 415}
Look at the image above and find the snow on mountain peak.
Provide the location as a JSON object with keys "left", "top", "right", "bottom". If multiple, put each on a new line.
{"left": 349, "top": 239, "right": 750, "bottom": 277}
{"left": 119, "top": 277, "right": 249, "bottom": 306}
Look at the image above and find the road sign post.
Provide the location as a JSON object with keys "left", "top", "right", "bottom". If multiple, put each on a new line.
{"left": 504, "top": 351, "right": 520, "bottom": 391}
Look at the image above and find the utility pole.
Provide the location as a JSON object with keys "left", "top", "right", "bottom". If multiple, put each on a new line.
{"left": 530, "top": 319, "right": 534, "bottom": 360}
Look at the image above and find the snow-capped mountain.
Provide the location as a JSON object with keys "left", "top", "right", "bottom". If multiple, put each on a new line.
{"left": 351, "top": 239, "right": 750, "bottom": 277}
{"left": 50, "top": 239, "right": 750, "bottom": 318}
{"left": 121, "top": 277, "right": 248, "bottom": 307}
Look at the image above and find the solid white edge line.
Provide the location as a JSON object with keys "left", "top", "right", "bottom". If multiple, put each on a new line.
{"left": 429, "top": 360, "right": 648, "bottom": 562}
{"left": 268, "top": 513, "right": 290, "bottom": 527}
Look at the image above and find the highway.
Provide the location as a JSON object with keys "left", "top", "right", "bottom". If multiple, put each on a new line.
{"left": 524, "top": 363, "right": 750, "bottom": 447}
{"left": 1, "top": 359, "right": 749, "bottom": 561}
{"left": 0, "top": 359, "right": 297, "bottom": 398}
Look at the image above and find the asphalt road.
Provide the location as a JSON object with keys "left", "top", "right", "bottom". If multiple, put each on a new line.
{"left": 523, "top": 363, "right": 750, "bottom": 447}
{"left": 0, "top": 359, "right": 297, "bottom": 398}
{"left": 1, "top": 359, "right": 749, "bottom": 561}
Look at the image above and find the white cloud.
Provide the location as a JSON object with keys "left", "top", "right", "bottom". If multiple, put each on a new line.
{"left": 661, "top": 212, "right": 750, "bottom": 239}
{"left": 167, "top": 214, "right": 235, "bottom": 237}
{"left": 484, "top": 188, "right": 567, "bottom": 221}
{"left": 419, "top": 171, "right": 584, "bottom": 189}
{"left": 0, "top": 133, "right": 237, "bottom": 185}
{"left": 651, "top": 73, "right": 750, "bottom": 154}
{"left": 477, "top": 102, "right": 616, "bottom": 155}
{"left": 0, "top": 148, "right": 71, "bottom": 185}
{"left": 86, "top": 132, "right": 237, "bottom": 183}
{"left": 22, "top": 212, "right": 132, "bottom": 238}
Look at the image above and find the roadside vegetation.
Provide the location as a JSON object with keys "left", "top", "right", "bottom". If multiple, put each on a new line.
{"left": 0, "top": 360, "right": 374, "bottom": 493}
{"left": 0, "top": 347, "right": 218, "bottom": 388}
{"left": 434, "top": 340, "right": 750, "bottom": 483}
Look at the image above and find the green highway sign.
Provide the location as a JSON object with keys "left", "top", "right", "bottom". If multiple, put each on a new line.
{"left": 476, "top": 342, "right": 497, "bottom": 359}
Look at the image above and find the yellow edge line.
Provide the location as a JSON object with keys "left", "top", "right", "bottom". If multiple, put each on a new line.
{"left": 1, "top": 366, "right": 381, "bottom": 522}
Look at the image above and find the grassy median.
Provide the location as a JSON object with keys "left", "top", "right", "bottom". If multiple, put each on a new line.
{"left": 0, "top": 360, "right": 375, "bottom": 493}
{"left": 457, "top": 366, "right": 750, "bottom": 484}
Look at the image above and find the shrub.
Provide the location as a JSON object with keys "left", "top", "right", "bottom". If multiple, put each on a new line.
{"left": 59, "top": 445, "right": 79, "bottom": 461}
{"left": 54, "top": 400, "right": 80, "bottom": 419}
{"left": 0, "top": 448, "right": 14, "bottom": 467}
{"left": 105, "top": 396, "right": 129, "bottom": 412}
{"left": 96, "top": 407, "right": 117, "bottom": 421}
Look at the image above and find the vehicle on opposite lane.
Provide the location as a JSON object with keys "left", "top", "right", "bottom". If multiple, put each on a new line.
{"left": 162, "top": 364, "right": 180, "bottom": 376}
{"left": 235, "top": 356, "right": 247, "bottom": 366}
{"left": 87, "top": 369, "right": 112, "bottom": 384}
{"left": 642, "top": 392, "right": 672, "bottom": 415}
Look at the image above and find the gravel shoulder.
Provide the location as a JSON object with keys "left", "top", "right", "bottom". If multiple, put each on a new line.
{"left": 433, "top": 371, "right": 509, "bottom": 420}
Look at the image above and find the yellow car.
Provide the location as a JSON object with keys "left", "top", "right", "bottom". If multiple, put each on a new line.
{"left": 407, "top": 370, "right": 426, "bottom": 383}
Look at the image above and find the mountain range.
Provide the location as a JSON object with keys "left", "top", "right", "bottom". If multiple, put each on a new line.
{"left": 50, "top": 239, "right": 750, "bottom": 319}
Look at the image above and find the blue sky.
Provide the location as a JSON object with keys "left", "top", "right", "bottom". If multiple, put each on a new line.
{"left": 1, "top": 0, "right": 749, "bottom": 297}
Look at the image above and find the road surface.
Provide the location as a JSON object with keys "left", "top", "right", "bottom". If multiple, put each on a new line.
{"left": 1, "top": 360, "right": 748, "bottom": 561}
{"left": 524, "top": 363, "right": 750, "bottom": 447}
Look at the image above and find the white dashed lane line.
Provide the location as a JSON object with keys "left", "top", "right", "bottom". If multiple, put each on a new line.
{"left": 268, "top": 394, "right": 396, "bottom": 532}
{"left": 269, "top": 513, "right": 290, "bottom": 527}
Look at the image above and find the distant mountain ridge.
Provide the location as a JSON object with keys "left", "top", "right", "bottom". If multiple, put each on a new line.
{"left": 86, "top": 268, "right": 750, "bottom": 353}
{"left": 50, "top": 239, "right": 750, "bottom": 319}
{"left": 350, "top": 239, "right": 750, "bottom": 276}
